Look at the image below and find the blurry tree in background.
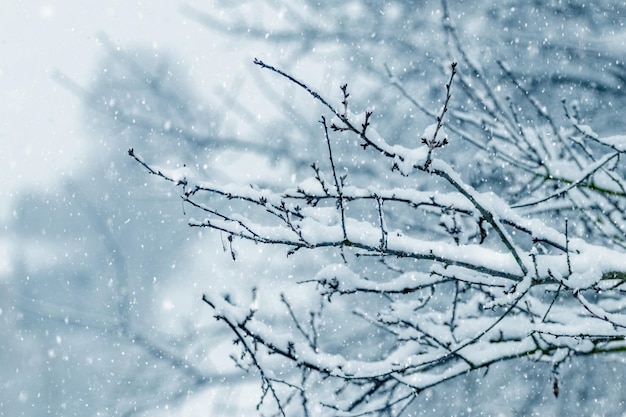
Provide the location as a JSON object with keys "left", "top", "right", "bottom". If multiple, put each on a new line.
{"left": 3, "top": 1, "right": 626, "bottom": 416}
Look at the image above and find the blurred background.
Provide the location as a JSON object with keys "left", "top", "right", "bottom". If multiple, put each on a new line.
{"left": 2, "top": 1, "right": 626, "bottom": 416}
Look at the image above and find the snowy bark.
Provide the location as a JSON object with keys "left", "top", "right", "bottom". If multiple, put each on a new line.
{"left": 131, "top": 59, "right": 626, "bottom": 416}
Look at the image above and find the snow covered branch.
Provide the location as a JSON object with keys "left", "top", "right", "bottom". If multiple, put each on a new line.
{"left": 132, "top": 59, "right": 626, "bottom": 416}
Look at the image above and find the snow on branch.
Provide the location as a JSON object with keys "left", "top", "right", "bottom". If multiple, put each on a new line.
{"left": 132, "top": 60, "right": 626, "bottom": 416}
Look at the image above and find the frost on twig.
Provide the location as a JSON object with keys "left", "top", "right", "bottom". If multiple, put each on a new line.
{"left": 132, "top": 60, "right": 626, "bottom": 417}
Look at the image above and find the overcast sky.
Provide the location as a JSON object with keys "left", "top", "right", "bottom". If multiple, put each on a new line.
{"left": 0, "top": 1, "right": 233, "bottom": 219}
